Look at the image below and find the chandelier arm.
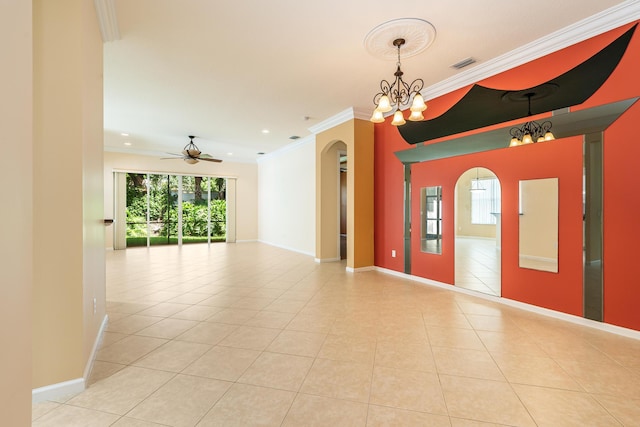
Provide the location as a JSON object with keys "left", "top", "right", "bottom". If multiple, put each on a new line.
{"left": 407, "top": 79, "right": 424, "bottom": 94}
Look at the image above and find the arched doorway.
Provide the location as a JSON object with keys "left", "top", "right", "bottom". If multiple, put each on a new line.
{"left": 454, "top": 167, "right": 502, "bottom": 296}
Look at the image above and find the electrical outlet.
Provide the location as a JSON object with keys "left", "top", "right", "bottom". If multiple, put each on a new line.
{"left": 391, "top": 250, "right": 396, "bottom": 258}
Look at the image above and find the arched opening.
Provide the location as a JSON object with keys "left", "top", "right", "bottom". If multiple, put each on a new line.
{"left": 317, "top": 140, "right": 347, "bottom": 262}
{"left": 454, "top": 167, "right": 502, "bottom": 296}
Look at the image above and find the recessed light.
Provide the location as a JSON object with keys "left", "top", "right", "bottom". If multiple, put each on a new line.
{"left": 289, "top": 135, "right": 300, "bottom": 140}
{"left": 123, "top": 142, "right": 132, "bottom": 146}
{"left": 120, "top": 133, "right": 129, "bottom": 137}
{"left": 257, "top": 152, "right": 265, "bottom": 155}
{"left": 261, "top": 129, "right": 270, "bottom": 134}
{"left": 227, "top": 152, "right": 233, "bottom": 156}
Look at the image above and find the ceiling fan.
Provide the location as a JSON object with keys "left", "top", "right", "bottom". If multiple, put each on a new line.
{"left": 162, "top": 135, "right": 222, "bottom": 164}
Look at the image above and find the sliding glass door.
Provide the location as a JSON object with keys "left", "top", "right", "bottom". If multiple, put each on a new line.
{"left": 125, "top": 173, "right": 226, "bottom": 247}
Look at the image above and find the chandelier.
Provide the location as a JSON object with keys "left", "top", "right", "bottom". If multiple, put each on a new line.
{"left": 370, "top": 38, "right": 427, "bottom": 126}
{"left": 509, "top": 92, "right": 555, "bottom": 147}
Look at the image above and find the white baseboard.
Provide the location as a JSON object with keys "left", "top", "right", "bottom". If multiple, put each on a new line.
{"left": 315, "top": 257, "right": 340, "bottom": 263}
{"left": 375, "top": 266, "right": 640, "bottom": 341}
{"left": 84, "top": 314, "right": 109, "bottom": 381}
{"left": 32, "top": 378, "right": 84, "bottom": 404}
{"left": 258, "top": 240, "right": 315, "bottom": 257}
{"left": 32, "top": 314, "right": 109, "bottom": 404}
{"left": 346, "top": 266, "right": 375, "bottom": 273}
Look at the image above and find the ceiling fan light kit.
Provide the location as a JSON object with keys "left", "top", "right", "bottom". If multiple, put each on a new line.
{"left": 162, "top": 135, "right": 223, "bottom": 164}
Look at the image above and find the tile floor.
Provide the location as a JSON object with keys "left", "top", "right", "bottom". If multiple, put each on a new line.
{"left": 455, "top": 237, "right": 501, "bottom": 296}
{"left": 32, "top": 242, "right": 640, "bottom": 426}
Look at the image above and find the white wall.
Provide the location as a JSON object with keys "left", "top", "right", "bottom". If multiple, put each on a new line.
{"left": 257, "top": 137, "right": 316, "bottom": 256}
{"left": 104, "top": 151, "right": 258, "bottom": 247}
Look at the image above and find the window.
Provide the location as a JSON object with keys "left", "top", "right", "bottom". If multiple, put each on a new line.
{"left": 471, "top": 177, "right": 500, "bottom": 224}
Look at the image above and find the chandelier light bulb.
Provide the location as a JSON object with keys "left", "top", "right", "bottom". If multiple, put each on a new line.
{"left": 509, "top": 137, "right": 520, "bottom": 147}
{"left": 370, "top": 109, "right": 385, "bottom": 123}
{"left": 410, "top": 93, "right": 427, "bottom": 112}
{"left": 408, "top": 109, "right": 424, "bottom": 121}
{"left": 377, "top": 95, "right": 392, "bottom": 113}
{"left": 522, "top": 133, "right": 533, "bottom": 145}
{"left": 391, "top": 110, "right": 406, "bottom": 126}
{"left": 544, "top": 131, "right": 555, "bottom": 141}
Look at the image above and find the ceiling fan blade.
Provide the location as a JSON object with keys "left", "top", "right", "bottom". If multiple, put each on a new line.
{"left": 160, "top": 157, "right": 184, "bottom": 160}
{"left": 199, "top": 157, "right": 223, "bottom": 163}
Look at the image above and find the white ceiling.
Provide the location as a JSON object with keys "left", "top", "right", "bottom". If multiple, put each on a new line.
{"left": 103, "top": 0, "right": 635, "bottom": 163}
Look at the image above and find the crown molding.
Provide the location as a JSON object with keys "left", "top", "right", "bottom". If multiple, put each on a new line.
{"left": 94, "top": 0, "right": 120, "bottom": 42}
{"left": 307, "top": 108, "right": 356, "bottom": 134}
{"left": 423, "top": 0, "right": 640, "bottom": 101}
{"left": 307, "top": 107, "right": 373, "bottom": 135}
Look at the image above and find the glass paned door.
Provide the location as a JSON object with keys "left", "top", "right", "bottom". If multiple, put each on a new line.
{"left": 181, "top": 176, "right": 211, "bottom": 244}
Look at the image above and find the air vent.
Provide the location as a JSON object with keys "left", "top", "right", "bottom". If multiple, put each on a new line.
{"left": 451, "top": 57, "right": 476, "bottom": 70}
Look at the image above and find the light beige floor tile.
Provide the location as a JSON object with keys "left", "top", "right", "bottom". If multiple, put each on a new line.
{"left": 427, "top": 326, "right": 485, "bottom": 350}
{"left": 465, "top": 314, "right": 521, "bottom": 333}
{"left": 432, "top": 346, "right": 505, "bottom": 381}
{"left": 282, "top": 393, "right": 368, "bottom": 427}
{"left": 111, "top": 417, "right": 170, "bottom": 426}
{"left": 244, "top": 310, "right": 295, "bottom": 329}
{"left": 135, "top": 318, "right": 198, "bottom": 339}
{"left": 476, "top": 330, "right": 548, "bottom": 357}
{"left": 513, "top": 384, "right": 622, "bottom": 427}
{"left": 175, "top": 321, "right": 237, "bottom": 345}
{"left": 66, "top": 366, "right": 174, "bottom": 415}
{"left": 182, "top": 345, "right": 261, "bottom": 381}
{"left": 266, "top": 329, "right": 327, "bottom": 357}
{"left": 166, "top": 292, "right": 212, "bottom": 305}
{"left": 286, "top": 313, "right": 336, "bottom": 333}
{"left": 556, "top": 358, "right": 640, "bottom": 399}
{"left": 127, "top": 374, "right": 231, "bottom": 427}
{"left": 137, "top": 302, "right": 191, "bottom": 317}
{"left": 107, "top": 302, "right": 155, "bottom": 315}
{"left": 96, "top": 335, "right": 168, "bottom": 365}
{"left": 218, "top": 325, "right": 280, "bottom": 350}
{"left": 423, "top": 310, "right": 473, "bottom": 329}
{"left": 330, "top": 315, "right": 379, "bottom": 337}
{"left": 205, "top": 308, "right": 259, "bottom": 325}
{"left": 142, "top": 290, "right": 185, "bottom": 303}
{"left": 441, "top": 375, "right": 535, "bottom": 426}
{"left": 32, "top": 401, "right": 60, "bottom": 422}
{"left": 197, "top": 383, "right": 295, "bottom": 426}
{"left": 231, "top": 296, "right": 276, "bottom": 310}
{"left": 375, "top": 336, "right": 436, "bottom": 372}
{"left": 238, "top": 351, "right": 313, "bottom": 391}
{"left": 171, "top": 304, "right": 221, "bottom": 321}
{"left": 592, "top": 393, "right": 640, "bottom": 426}
{"left": 107, "top": 315, "right": 162, "bottom": 334}
{"left": 32, "top": 404, "right": 120, "bottom": 427}
{"left": 367, "top": 404, "right": 451, "bottom": 427}
{"left": 300, "top": 358, "right": 372, "bottom": 402}
{"left": 88, "top": 360, "right": 127, "bottom": 385}
{"left": 263, "top": 297, "right": 308, "bottom": 313}
{"left": 370, "top": 365, "right": 448, "bottom": 415}
{"left": 491, "top": 353, "right": 582, "bottom": 390}
{"left": 198, "top": 294, "right": 242, "bottom": 308}
{"left": 318, "top": 333, "right": 377, "bottom": 365}
{"left": 133, "top": 340, "right": 211, "bottom": 372}
{"left": 100, "top": 331, "right": 129, "bottom": 347}
{"left": 450, "top": 418, "right": 508, "bottom": 426}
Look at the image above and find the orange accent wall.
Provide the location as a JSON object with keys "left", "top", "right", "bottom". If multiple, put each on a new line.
{"left": 374, "top": 21, "right": 640, "bottom": 330}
